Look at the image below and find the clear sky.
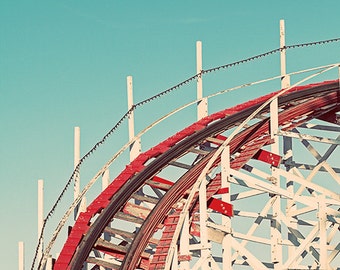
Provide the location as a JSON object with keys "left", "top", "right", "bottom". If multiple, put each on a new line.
{"left": 1, "top": 1, "right": 340, "bottom": 269}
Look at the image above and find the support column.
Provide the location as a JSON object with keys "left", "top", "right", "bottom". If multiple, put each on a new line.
{"left": 102, "top": 169, "right": 111, "bottom": 243}
{"left": 270, "top": 89, "right": 281, "bottom": 268}
{"left": 127, "top": 76, "right": 141, "bottom": 162}
{"left": 199, "top": 176, "right": 210, "bottom": 269}
{"left": 284, "top": 136, "right": 297, "bottom": 259}
{"left": 268, "top": 19, "right": 291, "bottom": 268}
{"left": 18, "top": 241, "right": 24, "bottom": 270}
{"left": 74, "top": 127, "right": 81, "bottom": 220}
{"left": 280, "top": 19, "right": 290, "bottom": 89}
{"left": 196, "top": 41, "right": 207, "bottom": 120}
{"left": 280, "top": 18, "right": 295, "bottom": 263}
{"left": 318, "top": 195, "right": 327, "bottom": 269}
{"left": 37, "top": 179, "right": 44, "bottom": 264}
{"left": 102, "top": 169, "right": 110, "bottom": 191}
{"left": 45, "top": 256, "right": 53, "bottom": 270}
{"left": 179, "top": 213, "right": 190, "bottom": 270}
{"left": 73, "top": 127, "right": 87, "bottom": 270}
{"left": 221, "top": 146, "right": 232, "bottom": 269}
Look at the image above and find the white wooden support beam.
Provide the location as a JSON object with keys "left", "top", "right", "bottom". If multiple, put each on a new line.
{"left": 229, "top": 170, "right": 293, "bottom": 201}
{"left": 74, "top": 126, "right": 86, "bottom": 220}
{"left": 283, "top": 226, "right": 319, "bottom": 268}
{"left": 199, "top": 175, "right": 210, "bottom": 269}
{"left": 102, "top": 169, "right": 111, "bottom": 244}
{"left": 73, "top": 127, "right": 87, "bottom": 270}
{"left": 38, "top": 179, "right": 44, "bottom": 264}
{"left": 172, "top": 247, "right": 179, "bottom": 270}
{"left": 231, "top": 198, "right": 274, "bottom": 262}
{"left": 102, "top": 169, "right": 109, "bottom": 191}
{"left": 179, "top": 213, "right": 190, "bottom": 270}
{"left": 221, "top": 146, "right": 232, "bottom": 270}
{"left": 280, "top": 19, "right": 290, "bottom": 88}
{"left": 274, "top": 166, "right": 340, "bottom": 202}
{"left": 127, "top": 76, "right": 141, "bottom": 162}
{"left": 196, "top": 41, "right": 207, "bottom": 120}
{"left": 318, "top": 195, "right": 328, "bottom": 269}
{"left": 270, "top": 99, "right": 279, "bottom": 154}
{"left": 45, "top": 256, "right": 53, "bottom": 270}
{"left": 231, "top": 238, "right": 267, "bottom": 269}
{"left": 18, "top": 241, "right": 24, "bottom": 270}
{"left": 283, "top": 134, "right": 297, "bottom": 259}
{"left": 278, "top": 130, "right": 340, "bottom": 145}
{"left": 74, "top": 126, "right": 80, "bottom": 220}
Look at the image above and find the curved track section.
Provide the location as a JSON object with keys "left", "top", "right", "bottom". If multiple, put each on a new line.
{"left": 55, "top": 80, "right": 340, "bottom": 269}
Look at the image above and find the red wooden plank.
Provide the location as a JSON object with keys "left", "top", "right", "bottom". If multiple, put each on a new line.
{"left": 253, "top": 149, "right": 281, "bottom": 167}
{"left": 216, "top": 187, "right": 229, "bottom": 194}
{"left": 207, "top": 198, "right": 233, "bottom": 217}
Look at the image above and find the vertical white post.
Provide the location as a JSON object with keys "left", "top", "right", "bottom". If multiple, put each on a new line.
{"left": 102, "top": 169, "right": 111, "bottom": 241}
{"left": 45, "top": 256, "right": 53, "bottom": 270}
{"left": 280, "top": 19, "right": 290, "bottom": 89}
{"left": 179, "top": 213, "right": 190, "bottom": 270}
{"left": 318, "top": 195, "right": 327, "bottom": 269}
{"left": 101, "top": 170, "right": 111, "bottom": 270}
{"left": 270, "top": 73, "right": 281, "bottom": 269}
{"left": 280, "top": 18, "right": 295, "bottom": 265}
{"left": 74, "top": 126, "right": 81, "bottom": 220}
{"left": 268, "top": 19, "right": 291, "bottom": 268}
{"left": 199, "top": 176, "right": 210, "bottom": 269}
{"left": 102, "top": 169, "right": 110, "bottom": 191}
{"left": 37, "top": 179, "right": 44, "bottom": 264}
{"left": 284, "top": 136, "right": 297, "bottom": 259}
{"left": 127, "top": 76, "right": 134, "bottom": 142}
{"left": 172, "top": 246, "right": 179, "bottom": 270}
{"left": 221, "top": 146, "right": 232, "bottom": 269}
{"left": 196, "top": 41, "right": 207, "bottom": 120}
{"left": 127, "top": 76, "right": 141, "bottom": 162}
{"left": 18, "top": 241, "right": 24, "bottom": 270}
{"left": 73, "top": 127, "right": 87, "bottom": 270}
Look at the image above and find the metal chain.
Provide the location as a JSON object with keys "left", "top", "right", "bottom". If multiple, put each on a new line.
{"left": 31, "top": 36, "right": 340, "bottom": 270}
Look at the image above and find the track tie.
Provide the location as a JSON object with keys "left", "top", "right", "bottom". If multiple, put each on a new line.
{"left": 169, "top": 161, "right": 192, "bottom": 170}
{"left": 115, "top": 211, "right": 144, "bottom": 224}
{"left": 87, "top": 257, "right": 121, "bottom": 269}
{"left": 95, "top": 238, "right": 129, "bottom": 253}
{"left": 131, "top": 193, "right": 159, "bottom": 205}
{"left": 146, "top": 176, "right": 174, "bottom": 191}
{"left": 123, "top": 201, "right": 151, "bottom": 219}
{"left": 104, "top": 227, "right": 135, "bottom": 239}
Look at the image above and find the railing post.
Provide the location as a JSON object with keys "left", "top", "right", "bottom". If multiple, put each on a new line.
{"left": 222, "top": 146, "right": 232, "bottom": 270}
{"left": 73, "top": 127, "right": 87, "bottom": 270}
{"left": 18, "top": 241, "right": 24, "bottom": 270}
{"left": 199, "top": 175, "right": 210, "bottom": 269}
{"left": 37, "top": 179, "right": 44, "bottom": 265}
{"left": 196, "top": 41, "right": 207, "bottom": 120}
{"left": 318, "top": 195, "right": 327, "bottom": 269}
{"left": 74, "top": 126, "right": 86, "bottom": 220}
{"left": 280, "top": 19, "right": 290, "bottom": 88}
{"left": 127, "top": 76, "right": 141, "bottom": 162}
{"left": 74, "top": 126, "right": 80, "bottom": 220}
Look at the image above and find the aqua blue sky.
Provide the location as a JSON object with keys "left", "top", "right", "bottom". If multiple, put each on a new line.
{"left": 1, "top": 1, "right": 340, "bottom": 269}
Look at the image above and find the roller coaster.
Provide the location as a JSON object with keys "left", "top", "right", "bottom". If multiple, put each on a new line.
{"left": 30, "top": 22, "right": 340, "bottom": 270}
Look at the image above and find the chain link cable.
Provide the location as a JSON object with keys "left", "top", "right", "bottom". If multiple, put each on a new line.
{"left": 31, "top": 36, "right": 340, "bottom": 270}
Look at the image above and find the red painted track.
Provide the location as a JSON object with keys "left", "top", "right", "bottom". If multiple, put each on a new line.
{"left": 54, "top": 80, "right": 339, "bottom": 270}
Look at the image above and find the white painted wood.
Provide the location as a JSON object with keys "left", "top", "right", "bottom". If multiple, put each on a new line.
{"left": 37, "top": 179, "right": 44, "bottom": 264}
{"left": 18, "top": 241, "right": 24, "bottom": 270}
{"left": 196, "top": 41, "right": 207, "bottom": 120}
{"left": 127, "top": 76, "right": 141, "bottom": 161}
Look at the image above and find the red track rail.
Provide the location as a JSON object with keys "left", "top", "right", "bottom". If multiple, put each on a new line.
{"left": 54, "top": 80, "right": 339, "bottom": 270}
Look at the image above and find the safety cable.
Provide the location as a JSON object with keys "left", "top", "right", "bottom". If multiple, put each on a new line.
{"left": 31, "top": 36, "right": 340, "bottom": 269}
